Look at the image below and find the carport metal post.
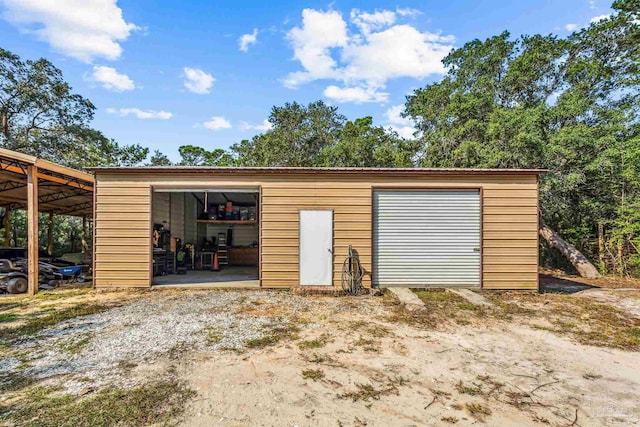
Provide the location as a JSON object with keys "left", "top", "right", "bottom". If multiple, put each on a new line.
{"left": 81, "top": 215, "right": 87, "bottom": 253}
{"left": 27, "top": 165, "right": 38, "bottom": 296}
{"left": 47, "top": 212, "right": 54, "bottom": 255}
{"left": 3, "top": 208, "right": 10, "bottom": 246}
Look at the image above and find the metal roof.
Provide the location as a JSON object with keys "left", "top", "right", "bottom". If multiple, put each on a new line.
{"left": 0, "top": 148, "right": 94, "bottom": 217}
{"left": 88, "top": 166, "right": 547, "bottom": 175}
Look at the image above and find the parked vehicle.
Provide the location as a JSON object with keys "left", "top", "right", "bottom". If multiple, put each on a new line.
{"left": 0, "top": 259, "right": 28, "bottom": 294}
{"left": 0, "top": 258, "right": 88, "bottom": 294}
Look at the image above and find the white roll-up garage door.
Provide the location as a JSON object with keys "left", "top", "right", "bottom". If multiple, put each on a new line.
{"left": 373, "top": 190, "right": 481, "bottom": 288}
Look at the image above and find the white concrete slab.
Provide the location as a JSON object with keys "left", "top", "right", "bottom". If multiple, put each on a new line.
{"left": 386, "top": 288, "right": 425, "bottom": 312}
{"left": 446, "top": 288, "right": 494, "bottom": 307}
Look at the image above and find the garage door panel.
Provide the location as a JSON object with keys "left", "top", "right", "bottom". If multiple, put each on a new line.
{"left": 373, "top": 190, "right": 481, "bottom": 288}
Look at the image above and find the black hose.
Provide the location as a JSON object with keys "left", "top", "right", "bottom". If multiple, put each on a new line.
{"left": 341, "top": 245, "right": 363, "bottom": 295}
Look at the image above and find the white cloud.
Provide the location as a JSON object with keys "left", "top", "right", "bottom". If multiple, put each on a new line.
{"left": 323, "top": 85, "right": 388, "bottom": 103}
{"left": 590, "top": 13, "right": 611, "bottom": 23}
{"left": 565, "top": 23, "right": 579, "bottom": 31}
{"left": 106, "top": 108, "right": 172, "bottom": 120}
{"left": 282, "top": 9, "right": 349, "bottom": 88}
{"left": 350, "top": 9, "right": 396, "bottom": 34}
{"left": 1, "top": 0, "right": 138, "bottom": 62}
{"left": 182, "top": 67, "right": 215, "bottom": 94}
{"left": 396, "top": 7, "right": 422, "bottom": 17}
{"left": 385, "top": 104, "right": 416, "bottom": 139}
{"left": 588, "top": 0, "right": 596, "bottom": 9}
{"left": 341, "top": 24, "right": 453, "bottom": 85}
{"left": 239, "top": 28, "right": 258, "bottom": 52}
{"left": 283, "top": 8, "right": 454, "bottom": 104}
{"left": 89, "top": 65, "right": 135, "bottom": 91}
{"left": 203, "top": 116, "right": 232, "bottom": 130}
{"left": 240, "top": 119, "right": 272, "bottom": 132}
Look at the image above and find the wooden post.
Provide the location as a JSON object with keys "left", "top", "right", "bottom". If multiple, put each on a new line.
{"left": 598, "top": 222, "right": 605, "bottom": 271}
{"left": 27, "top": 165, "right": 39, "bottom": 296}
{"left": 81, "top": 215, "right": 87, "bottom": 253}
{"left": 47, "top": 212, "right": 54, "bottom": 256}
{"left": 3, "top": 208, "right": 10, "bottom": 247}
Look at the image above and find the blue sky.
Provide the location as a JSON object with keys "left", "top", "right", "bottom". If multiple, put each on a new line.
{"left": 0, "top": 0, "right": 613, "bottom": 161}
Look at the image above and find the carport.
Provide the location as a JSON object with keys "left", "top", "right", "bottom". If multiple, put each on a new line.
{"left": 0, "top": 148, "right": 94, "bottom": 295}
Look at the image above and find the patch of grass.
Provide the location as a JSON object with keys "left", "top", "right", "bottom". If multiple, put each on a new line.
{"left": 455, "top": 380, "right": 482, "bottom": 396}
{"left": 465, "top": 402, "right": 492, "bottom": 421}
{"left": 298, "top": 333, "right": 331, "bottom": 350}
{"left": 301, "top": 369, "right": 325, "bottom": 381}
{"left": 307, "top": 353, "right": 327, "bottom": 363}
{"left": 33, "top": 288, "right": 92, "bottom": 301}
{"left": 395, "top": 288, "right": 640, "bottom": 352}
{"left": 57, "top": 334, "right": 91, "bottom": 354}
{"left": 204, "top": 326, "right": 223, "bottom": 344}
{"left": 339, "top": 381, "right": 400, "bottom": 403}
{"left": 0, "top": 313, "right": 18, "bottom": 323}
{"left": 627, "top": 327, "right": 640, "bottom": 339}
{"left": 365, "top": 324, "right": 391, "bottom": 338}
{"left": 0, "top": 303, "right": 110, "bottom": 342}
{"left": 353, "top": 336, "right": 376, "bottom": 347}
{"left": 246, "top": 323, "right": 300, "bottom": 349}
{"left": 246, "top": 335, "right": 280, "bottom": 348}
{"left": 0, "top": 378, "right": 196, "bottom": 427}
{"left": 340, "top": 383, "right": 384, "bottom": 402}
{"left": 441, "top": 416, "right": 458, "bottom": 424}
{"left": 0, "top": 372, "right": 37, "bottom": 393}
{"left": 582, "top": 373, "right": 602, "bottom": 380}
{"left": 0, "top": 300, "right": 25, "bottom": 309}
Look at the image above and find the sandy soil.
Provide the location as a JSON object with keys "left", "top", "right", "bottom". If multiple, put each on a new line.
{"left": 3, "top": 285, "right": 640, "bottom": 427}
{"left": 180, "top": 294, "right": 640, "bottom": 427}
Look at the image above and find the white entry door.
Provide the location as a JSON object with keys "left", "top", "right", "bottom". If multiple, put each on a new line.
{"left": 299, "top": 210, "right": 333, "bottom": 286}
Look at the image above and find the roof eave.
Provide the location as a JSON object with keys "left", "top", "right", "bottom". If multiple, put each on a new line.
{"left": 87, "top": 166, "right": 547, "bottom": 176}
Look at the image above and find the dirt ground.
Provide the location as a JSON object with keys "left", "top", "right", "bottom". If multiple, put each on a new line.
{"left": 1, "top": 276, "right": 640, "bottom": 427}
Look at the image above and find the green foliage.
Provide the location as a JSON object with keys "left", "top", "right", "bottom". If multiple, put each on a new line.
{"left": 148, "top": 149, "right": 172, "bottom": 166}
{"left": 230, "top": 101, "right": 410, "bottom": 168}
{"left": 405, "top": 5, "right": 640, "bottom": 275}
{"left": 4, "top": 210, "right": 88, "bottom": 256}
{"left": 177, "top": 145, "right": 235, "bottom": 166}
{"left": 0, "top": 48, "right": 147, "bottom": 169}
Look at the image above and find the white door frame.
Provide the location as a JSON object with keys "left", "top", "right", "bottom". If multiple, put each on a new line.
{"left": 299, "top": 209, "right": 333, "bottom": 286}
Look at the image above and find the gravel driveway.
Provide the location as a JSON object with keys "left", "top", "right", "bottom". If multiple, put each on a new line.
{"left": 2, "top": 290, "right": 322, "bottom": 393}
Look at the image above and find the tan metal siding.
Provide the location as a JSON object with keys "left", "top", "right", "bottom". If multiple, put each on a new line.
{"left": 94, "top": 181, "right": 151, "bottom": 287}
{"left": 261, "top": 182, "right": 372, "bottom": 288}
{"left": 93, "top": 173, "right": 539, "bottom": 290}
{"left": 482, "top": 185, "right": 538, "bottom": 289}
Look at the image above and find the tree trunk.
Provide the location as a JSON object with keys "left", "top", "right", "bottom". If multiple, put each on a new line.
{"left": 539, "top": 219, "right": 601, "bottom": 279}
{"left": 1, "top": 110, "right": 8, "bottom": 138}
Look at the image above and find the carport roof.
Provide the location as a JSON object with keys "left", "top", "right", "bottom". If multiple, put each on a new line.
{"left": 88, "top": 166, "right": 547, "bottom": 175}
{"left": 0, "top": 148, "right": 94, "bottom": 217}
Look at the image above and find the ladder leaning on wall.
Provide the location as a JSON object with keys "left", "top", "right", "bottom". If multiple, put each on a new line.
{"left": 217, "top": 232, "right": 228, "bottom": 267}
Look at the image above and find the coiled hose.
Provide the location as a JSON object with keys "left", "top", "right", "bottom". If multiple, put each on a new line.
{"left": 341, "top": 245, "right": 363, "bottom": 295}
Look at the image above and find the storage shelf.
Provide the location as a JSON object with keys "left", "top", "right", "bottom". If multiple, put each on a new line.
{"left": 196, "top": 219, "right": 257, "bottom": 225}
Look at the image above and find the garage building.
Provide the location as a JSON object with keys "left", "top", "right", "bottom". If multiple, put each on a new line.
{"left": 89, "top": 167, "right": 545, "bottom": 290}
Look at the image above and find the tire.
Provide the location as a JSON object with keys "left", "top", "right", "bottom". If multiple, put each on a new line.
{"left": 48, "top": 280, "right": 62, "bottom": 288}
{"left": 7, "top": 277, "right": 28, "bottom": 294}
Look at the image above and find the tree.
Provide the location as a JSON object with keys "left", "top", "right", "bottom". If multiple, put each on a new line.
{"left": 404, "top": 2, "right": 639, "bottom": 277}
{"left": 0, "top": 47, "right": 148, "bottom": 169}
{"left": 148, "top": 150, "right": 172, "bottom": 166}
{"left": 232, "top": 101, "right": 346, "bottom": 166}
{"left": 0, "top": 48, "right": 94, "bottom": 158}
{"left": 323, "top": 117, "right": 417, "bottom": 167}
{"left": 178, "top": 145, "right": 235, "bottom": 166}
